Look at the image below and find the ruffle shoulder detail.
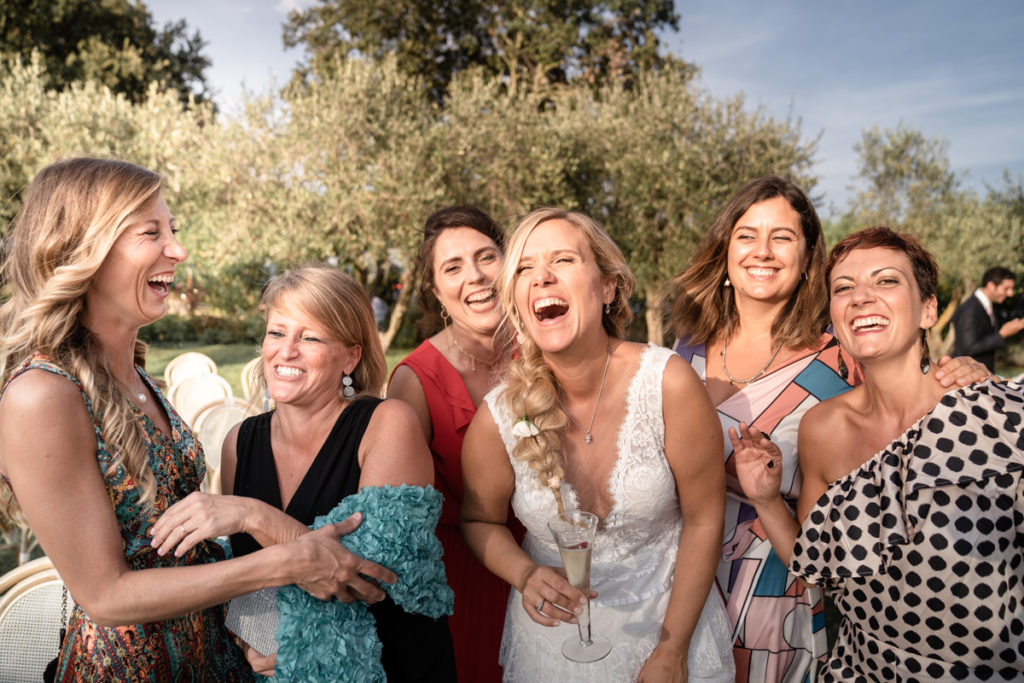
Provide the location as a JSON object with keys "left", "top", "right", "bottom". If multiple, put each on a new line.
{"left": 790, "top": 381, "right": 1024, "bottom": 584}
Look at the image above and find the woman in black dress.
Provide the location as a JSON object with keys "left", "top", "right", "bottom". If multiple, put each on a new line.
{"left": 152, "top": 265, "right": 456, "bottom": 680}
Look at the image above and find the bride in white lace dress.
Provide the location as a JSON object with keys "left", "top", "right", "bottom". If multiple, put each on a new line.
{"left": 462, "top": 208, "right": 734, "bottom": 682}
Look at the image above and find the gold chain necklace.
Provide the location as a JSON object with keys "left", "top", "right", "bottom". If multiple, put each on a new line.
{"left": 450, "top": 330, "right": 497, "bottom": 372}
{"left": 721, "top": 339, "right": 782, "bottom": 385}
{"left": 561, "top": 346, "right": 611, "bottom": 444}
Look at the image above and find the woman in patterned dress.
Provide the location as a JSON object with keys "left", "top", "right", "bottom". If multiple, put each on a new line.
{"left": 0, "top": 158, "right": 394, "bottom": 681}
{"left": 732, "top": 227, "right": 1023, "bottom": 681}
{"left": 387, "top": 205, "right": 517, "bottom": 682}
{"left": 462, "top": 208, "right": 734, "bottom": 682}
{"left": 666, "top": 176, "right": 993, "bottom": 683}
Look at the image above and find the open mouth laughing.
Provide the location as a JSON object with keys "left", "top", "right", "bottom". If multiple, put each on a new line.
{"left": 148, "top": 274, "right": 174, "bottom": 296}
{"left": 533, "top": 297, "right": 569, "bottom": 321}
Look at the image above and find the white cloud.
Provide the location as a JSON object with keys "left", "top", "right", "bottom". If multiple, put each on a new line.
{"left": 274, "top": 0, "right": 314, "bottom": 14}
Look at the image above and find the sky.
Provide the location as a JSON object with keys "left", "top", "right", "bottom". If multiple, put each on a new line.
{"left": 148, "top": 0, "right": 1024, "bottom": 219}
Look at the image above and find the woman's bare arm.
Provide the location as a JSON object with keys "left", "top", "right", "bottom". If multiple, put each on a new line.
{"left": 638, "top": 357, "right": 725, "bottom": 681}
{"left": 0, "top": 370, "right": 390, "bottom": 625}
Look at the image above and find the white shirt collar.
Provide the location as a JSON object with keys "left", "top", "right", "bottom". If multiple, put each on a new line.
{"left": 974, "top": 288, "right": 995, "bottom": 318}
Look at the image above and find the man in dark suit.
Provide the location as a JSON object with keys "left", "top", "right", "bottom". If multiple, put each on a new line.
{"left": 952, "top": 266, "right": 1024, "bottom": 372}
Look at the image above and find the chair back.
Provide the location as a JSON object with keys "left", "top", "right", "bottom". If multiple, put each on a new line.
{"left": 0, "top": 567, "right": 72, "bottom": 683}
{"left": 192, "top": 397, "right": 258, "bottom": 475}
{"left": 163, "top": 352, "right": 218, "bottom": 387}
{"left": 0, "top": 556, "right": 52, "bottom": 595}
{"left": 168, "top": 374, "right": 234, "bottom": 427}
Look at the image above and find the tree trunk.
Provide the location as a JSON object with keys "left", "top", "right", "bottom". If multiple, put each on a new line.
{"left": 932, "top": 283, "right": 968, "bottom": 359}
{"left": 644, "top": 286, "right": 665, "bottom": 346}
{"left": 378, "top": 267, "right": 417, "bottom": 352}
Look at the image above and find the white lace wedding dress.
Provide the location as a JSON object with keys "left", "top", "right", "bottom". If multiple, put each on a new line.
{"left": 485, "top": 344, "right": 735, "bottom": 682}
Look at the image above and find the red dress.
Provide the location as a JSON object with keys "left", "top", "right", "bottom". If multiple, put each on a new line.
{"left": 392, "top": 340, "right": 515, "bottom": 683}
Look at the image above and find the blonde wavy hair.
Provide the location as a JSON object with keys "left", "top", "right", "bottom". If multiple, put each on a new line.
{"left": 255, "top": 266, "right": 388, "bottom": 400}
{"left": 495, "top": 208, "right": 634, "bottom": 490}
{"left": 0, "top": 158, "right": 166, "bottom": 519}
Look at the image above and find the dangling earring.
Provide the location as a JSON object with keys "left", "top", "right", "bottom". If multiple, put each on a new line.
{"left": 836, "top": 342, "right": 849, "bottom": 381}
{"left": 920, "top": 330, "right": 931, "bottom": 375}
{"left": 440, "top": 305, "right": 449, "bottom": 326}
{"left": 342, "top": 374, "right": 355, "bottom": 399}
{"left": 604, "top": 302, "right": 610, "bottom": 316}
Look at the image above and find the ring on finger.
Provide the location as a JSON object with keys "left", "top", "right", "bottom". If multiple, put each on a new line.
{"left": 179, "top": 524, "right": 187, "bottom": 534}
{"left": 536, "top": 598, "right": 546, "bottom": 615}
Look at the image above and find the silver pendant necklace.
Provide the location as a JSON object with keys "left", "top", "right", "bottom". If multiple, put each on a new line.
{"left": 721, "top": 339, "right": 783, "bottom": 385}
{"left": 120, "top": 372, "right": 148, "bottom": 404}
{"left": 562, "top": 346, "right": 611, "bottom": 444}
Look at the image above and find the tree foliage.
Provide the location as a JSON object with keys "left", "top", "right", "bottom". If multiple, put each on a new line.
{"left": 1, "top": 54, "right": 819, "bottom": 348}
{"left": 0, "top": 0, "right": 211, "bottom": 105}
{"left": 282, "top": 0, "right": 689, "bottom": 100}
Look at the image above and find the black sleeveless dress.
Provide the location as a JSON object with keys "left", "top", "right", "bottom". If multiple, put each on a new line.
{"left": 230, "top": 398, "right": 457, "bottom": 682}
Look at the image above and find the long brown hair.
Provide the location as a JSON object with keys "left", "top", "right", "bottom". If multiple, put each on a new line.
{"left": 666, "top": 175, "right": 828, "bottom": 349}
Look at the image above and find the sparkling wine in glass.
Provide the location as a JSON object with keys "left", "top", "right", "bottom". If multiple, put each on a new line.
{"left": 547, "top": 510, "right": 612, "bottom": 663}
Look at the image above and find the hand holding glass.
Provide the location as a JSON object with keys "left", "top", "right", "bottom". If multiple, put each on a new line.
{"left": 547, "top": 510, "right": 611, "bottom": 662}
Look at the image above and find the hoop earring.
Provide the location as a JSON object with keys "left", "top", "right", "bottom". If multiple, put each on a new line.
{"left": 801, "top": 271, "right": 808, "bottom": 281}
{"left": 836, "top": 341, "right": 849, "bottom": 382}
{"left": 342, "top": 374, "right": 355, "bottom": 399}
{"left": 920, "top": 330, "right": 931, "bottom": 375}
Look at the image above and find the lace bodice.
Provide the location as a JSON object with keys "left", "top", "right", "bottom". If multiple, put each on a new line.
{"left": 485, "top": 344, "right": 683, "bottom": 607}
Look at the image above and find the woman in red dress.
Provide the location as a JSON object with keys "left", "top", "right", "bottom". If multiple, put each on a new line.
{"left": 388, "top": 205, "right": 518, "bottom": 682}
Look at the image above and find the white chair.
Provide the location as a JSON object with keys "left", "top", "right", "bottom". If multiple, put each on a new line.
{"left": 168, "top": 374, "right": 234, "bottom": 427}
{"left": 0, "top": 556, "right": 53, "bottom": 596}
{"left": 192, "top": 397, "right": 258, "bottom": 477}
{"left": 0, "top": 564, "right": 72, "bottom": 683}
{"left": 240, "top": 357, "right": 263, "bottom": 401}
{"left": 163, "top": 352, "right": 218, "bottom": 387}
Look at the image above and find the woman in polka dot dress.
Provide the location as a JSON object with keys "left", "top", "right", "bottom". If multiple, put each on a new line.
{"left": 730, "top": 227, "right": 1024, "bottom": 682}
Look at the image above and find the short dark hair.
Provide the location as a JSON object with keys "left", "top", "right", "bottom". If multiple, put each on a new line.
{"left": 981, "top": 266, "right": 1015, "bottom": 287}
{"left": 415, "top": 205, "right": 505, "bottom": 334}
{"left": 826, "top": 227, "right": 938, "bottom": 301}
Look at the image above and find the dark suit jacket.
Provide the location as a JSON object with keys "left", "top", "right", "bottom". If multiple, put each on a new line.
{"left": 952, "top": 295, "right": 1004, "bottom": 371}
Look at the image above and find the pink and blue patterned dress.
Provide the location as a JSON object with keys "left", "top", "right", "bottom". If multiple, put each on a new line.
{"left": 673, "top": 334, "right": 857, "bottom": 683}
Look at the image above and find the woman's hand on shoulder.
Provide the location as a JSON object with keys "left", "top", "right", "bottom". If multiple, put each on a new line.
{"left": 730, "top": 422, "right": 783, "bottom": 506}
{"left": 934, "top": 355, "right": 996, "bottom": 387}
{"left": 519, "top": 563, "right": 589, "bottom": 628}
{"left": 359, "top": 398, "right": 433, "bottom": 488}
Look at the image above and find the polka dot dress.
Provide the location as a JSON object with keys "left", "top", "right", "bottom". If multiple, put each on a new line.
{"left": 790, "top": 382, "right": 1024, "bottom": 682}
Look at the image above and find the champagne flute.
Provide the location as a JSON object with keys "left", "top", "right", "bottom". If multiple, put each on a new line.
{"left": 547, "top": 510, "right": 611, "bottom": 662}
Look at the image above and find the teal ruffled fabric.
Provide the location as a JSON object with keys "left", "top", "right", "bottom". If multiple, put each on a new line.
{"left": 266, "top": 485, "right": 453, "bottom": 683}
